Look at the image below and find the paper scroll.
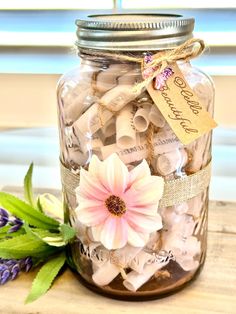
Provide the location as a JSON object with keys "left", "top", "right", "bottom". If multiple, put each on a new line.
{"left": 116, "top": 104, "right": 137, "bottom": 149}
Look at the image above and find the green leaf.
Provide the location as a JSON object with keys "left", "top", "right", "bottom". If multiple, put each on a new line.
{"left": 24, "top": 163, "right": 35, "bottom": 208}
{"left": 60, "top": 224, "right": 76, "bottom": 243}
{"left": 29, "top": 228, "right": 66, "bottom": 247}
{"left": 0, "top": 227, "right": 25, "bottom": 240}
{"left": 0, "top": 192, "right": 59, "bottom": 230}
{"left": 36, "top": 197, "right": 43, "bottom": 212}
{"left": 25, "top": 252, "right": 66, "bottom": 304}
{"left": 0, "top": 234, "right": 60, "bottom": 259}
{"left": 0, "top": 225, "right": 11, "bottom": 234}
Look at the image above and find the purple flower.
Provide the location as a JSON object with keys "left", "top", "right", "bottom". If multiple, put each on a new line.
{"left": 0, "top": 269, "right": 10, "bottom": 285}
{"left": 154, "top": 67, "right": 174, "bottom": 90}
{"left": 0, "top": 207, "right": 23, "bottom": 233}
{"left": 163, "top": 67, "right": 174, "bottom": 79}
{"left": 0, "top": 257, "right": 33, "bottom": 285}
{"left": 21, "top": 257, "right": 33, "bottom": 273}
{"left": 8, "top": 217, "right": 23, "bottom": 233}
{"left": 0, "top": 208, "right": 9, "bottom": 227}
{"left": 144, "top": 53, "right": 153, "bottom": 64}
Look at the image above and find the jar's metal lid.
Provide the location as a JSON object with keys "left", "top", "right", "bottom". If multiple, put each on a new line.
{"left": 76, "top": 14, "right": 195, "bottom": 51}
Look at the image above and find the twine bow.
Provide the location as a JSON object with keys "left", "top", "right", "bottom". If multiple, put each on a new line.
{"left": 133, "top": 38, "right": 205, "bottom": 93}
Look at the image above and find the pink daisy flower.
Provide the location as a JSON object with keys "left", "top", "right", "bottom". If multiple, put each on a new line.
{"left": 75, "top": 154, "right": 164, "bottom": 250}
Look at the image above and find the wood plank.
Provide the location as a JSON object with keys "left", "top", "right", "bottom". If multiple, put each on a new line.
{"left": 0, "top": 200, "right": 235, "bottom": 313}
{"left": 208, "top": 201, "right": 236, "bottom": 234}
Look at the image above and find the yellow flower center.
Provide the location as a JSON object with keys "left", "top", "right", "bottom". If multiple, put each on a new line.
{"left": 105, "top": 195, "right": 127, "bottom": 217}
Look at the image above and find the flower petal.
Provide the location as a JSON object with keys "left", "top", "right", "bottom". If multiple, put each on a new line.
{"left": 76, "top": 168, "right": 109, "bottom": 201}
{"left": 124, "top": 175, "right": 164, "bottom": 207}
{"left": 127, "top": 224, "right": 150, "bottom": 247}
{"left": 88, "top": 154, "right": 102, "bottom": 178}
{"left": 76, "top": 204, "right": 109, "bottom": 227}
{"left": 132, "top": 175, "right": 164, "bottom": 199}
{"left": 100, "top": 216, "right": 128, "bottom": 249}
{"left": 91, "top": 224, "right": 103, "bottom": 242}
{"left": 127, "top": 204, "right": 158, "bottom": 215}
{"left": 99, "top": 153, "right": 129, "bottom": 195}
{"left": 126, "top": 211, "right": 162, "bottom": 233}
{"left": 128, "top": 159, "right": 150, "bottom": 186}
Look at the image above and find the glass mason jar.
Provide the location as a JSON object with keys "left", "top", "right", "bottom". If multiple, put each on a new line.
{"left": 57, "top": 14, "right": 215, "bottom": 300}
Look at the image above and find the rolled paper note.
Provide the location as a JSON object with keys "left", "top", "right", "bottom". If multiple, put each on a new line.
{"left": 116, "top": 104, "right": 137, "bottom": 149}
{"left": 161, "top": 207, "right": 195, "bottom": 237}
{"left": 171, "top": 215, "right": 196, "bottom": 238}
{"left": 176, "top": 257, "right": 199, "bottom": 271}
{"left": 96, "top": 129, "right": 106, "bottom": 143}
{"left": 67, "top": 147, "right": 88, "bottom": 166}
{"left": 96, "top": 64, "right": 133, "bottom": 93}
{"left": 73, "top": 103, "right": 113, "bottom": 136}
{"left": 96, "top": 72, "right": 116, "bottom": 94}
{"left": 129, "top": 251, "right": 153, "bottom": 274}
{"left": 101, "top": 85, "right": 140, "bottom": 112}
{"left": 160, "top": 207, "right": 183, "bottom": 228}
{"left": 148, "top": 105, "right": 166, "bottom": 128}
{"left": 101, "top": 117, "right": 116, "bottom": 138}
{"left": 76, "top": 134, "right": 103, "bottom": 156}
{"left": 111, "top": 245, "right": 143, "bottom": 267}
{"left": 93, "top": 150, "right": 103, "bottom": 161}
{"left": 162, "top": 234, "right": 201, "bottom": 260}
{"left": 101, "top": 130, "right": 181, "bottom": 164}
{"left": 185, "top": 134, "right": 208, "bottom": 173}
{"left": 118, "top": 68, "right": 142, "bottom": 85}
{"left": 123, "top": 260, "right": 169, "bottom": 292}
{"left": 91, "top": 137, "right": 104, "bottom": 151}
{"left": 133, "top": 107, "right": 150, "bottom": 132}
{"left": 91, "top": 247, "right": 111, "bottom": 272}
{"left": 92, "top": 245, "right": 142, "bottom": 286}
{"left": 183, "top": 236, "right": 201, "bottom": 257}
{"left": 92, "top": 261, "right": 120, "bottom": 286}
{"left": 173, "top": 202, "right": 189, "bottom": 215}
{"left": 64, "top": 87, "right": 95, "bottom": 124}
{"left": 104, "top": 134, "right": 116, "bottom": 146}
{"left": 145, "top": 231, "right": 161, "bottom": 251}
{"left": 156, "top": 149, "right": 184, "bottom": 176}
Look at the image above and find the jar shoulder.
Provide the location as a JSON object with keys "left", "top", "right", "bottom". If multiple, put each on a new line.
{"left": 179, "top": 62, "right": 215, "bottom": 92}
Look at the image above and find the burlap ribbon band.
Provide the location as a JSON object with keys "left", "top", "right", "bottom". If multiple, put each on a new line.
{"left": 60, "top": 161, "right": 211, "bottom": 208}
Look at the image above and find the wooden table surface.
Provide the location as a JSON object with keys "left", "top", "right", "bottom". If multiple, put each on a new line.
{"left": 0, "top": 200, "right": 236, "bottom": 314}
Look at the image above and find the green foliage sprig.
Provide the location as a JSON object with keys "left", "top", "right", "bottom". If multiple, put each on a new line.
{"left": 0, "top": 164, "right": 76, "bottom": 303}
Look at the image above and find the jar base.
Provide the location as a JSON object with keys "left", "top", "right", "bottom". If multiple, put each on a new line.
{"left": 71, "top": 258, "right": 206, "bottom": 301}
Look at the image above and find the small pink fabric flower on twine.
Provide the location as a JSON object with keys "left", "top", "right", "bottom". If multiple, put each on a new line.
{"left": 75, "top": 154, "right": 164, "bottom": 250}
